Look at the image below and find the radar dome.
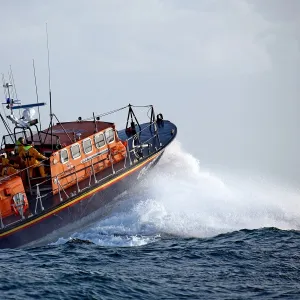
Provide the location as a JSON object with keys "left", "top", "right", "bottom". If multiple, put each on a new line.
{"left": 23, "top": 108, "right": 36, "bottom": 122}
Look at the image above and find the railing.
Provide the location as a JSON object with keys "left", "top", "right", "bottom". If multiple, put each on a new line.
{"left": 1, "top": 128, "right": 60, "bottom": 148}
{"left": 0, "top": 120, "right": 162, "bottom": 230}
{"left": 125, "top": 120, "right": 160, "bottom": 163}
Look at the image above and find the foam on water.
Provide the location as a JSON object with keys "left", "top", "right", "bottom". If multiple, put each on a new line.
{"left": 53, "top": 140, "right": 300, "bottom": 246}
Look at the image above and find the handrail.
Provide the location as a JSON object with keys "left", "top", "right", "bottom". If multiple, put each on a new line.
{"left": 34, "top": 184, "right": 44, "bottom": 214}
{"left": 0, "top": 155, "right": 50, "bottom": 183}
{"left": 125, "top": 121, "right": 156, "bottom": 143}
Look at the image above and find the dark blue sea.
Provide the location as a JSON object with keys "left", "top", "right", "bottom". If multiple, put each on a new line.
{"left": 1, "top": 142, "right": 300, "bottom": 299}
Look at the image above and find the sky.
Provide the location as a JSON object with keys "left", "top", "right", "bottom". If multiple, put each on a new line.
{"left": 0, "top": 0, "right": 299, "bottom": 185}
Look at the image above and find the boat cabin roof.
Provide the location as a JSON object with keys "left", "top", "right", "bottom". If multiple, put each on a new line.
{"left": 33, "top": 120, "right": 115, "bottom": 147}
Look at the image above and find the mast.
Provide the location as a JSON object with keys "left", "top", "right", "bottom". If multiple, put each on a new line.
{"left": 1, "top": 67, "right": 47, "bottom": 146}
{"left": 32, "top": 59, "right": 42, "bottom": 131}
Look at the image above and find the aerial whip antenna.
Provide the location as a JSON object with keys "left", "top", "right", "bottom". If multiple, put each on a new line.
{"left": 46, "top": 22, "right": 53, "bottom": 151}
{"left": 32, "top": 59, "right": 42, "bottom": 131}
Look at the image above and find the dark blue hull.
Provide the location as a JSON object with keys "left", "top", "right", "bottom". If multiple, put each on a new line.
{"left": 0, "top": 150, "right": 164, "bottom": 249}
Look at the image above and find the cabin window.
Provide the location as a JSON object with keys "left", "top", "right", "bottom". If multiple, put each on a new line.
{"left": 83, "top": 138, "right": 93, "bottom": 154}
{"left": 60, "top": 149, "right": 69, "bottom": 164}
{"left": 105, "top": 128, "right": 115, "bottom": 144}
{"left": 71, "top": 144, "right": 81, "bottom": 159}
{"left": 94, "top": 133, "right": 105, "bottom": 149}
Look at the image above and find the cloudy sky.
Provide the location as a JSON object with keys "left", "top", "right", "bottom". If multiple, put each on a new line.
{"left": 0, "top": 0, "right": 299, "bottom": 184}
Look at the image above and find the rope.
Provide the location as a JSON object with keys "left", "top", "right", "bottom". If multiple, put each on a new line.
{"left": 83, "top": 104, "right": 153, "bottom": 121}
{"left": 83, "top": 105, "right": 128, "bottom": 121}
{"left": 131, "top": 105, "right": 152, "bottom": 108}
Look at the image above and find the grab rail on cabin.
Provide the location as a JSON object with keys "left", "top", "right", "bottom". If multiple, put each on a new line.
{"left": 32, "top": 142, "right": 129, "bottom": 211}
{"left": 1, "top": 129, "right": 60, "bottom": 149}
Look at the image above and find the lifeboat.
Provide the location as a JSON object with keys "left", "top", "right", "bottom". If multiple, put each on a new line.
{"left": 0, "top": 82, "right": 177, "bottom": 249}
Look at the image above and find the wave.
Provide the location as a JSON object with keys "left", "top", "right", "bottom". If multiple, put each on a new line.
{"left": 52, "top": 140, "right": 300, "bottom": 246}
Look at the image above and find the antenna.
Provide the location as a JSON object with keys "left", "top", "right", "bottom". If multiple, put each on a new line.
{"left": 9, "top": 66, "right": 21, "bottom": 119}
{"left": 2, "top": 81, "right": 13, "bottom": 114}
{"left": 1, "top": 74, "right": 14, "bottom": 139}
{"left": 46, "top": 22, "right": 53, "bottom": 151}
{"left": 9, "top": 66, "right": 18, "bottom": 100}
{"left": 32, "top": 59, "right": 42, "bottom": 131}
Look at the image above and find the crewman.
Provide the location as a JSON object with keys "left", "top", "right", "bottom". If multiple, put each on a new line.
{"left": 0, "top": 153, "right": 9, "bottom": 166}
{"left": 2, "top": 160, "right": 18, "bottom": 176}
{"left": 15, "top": 137, "right": 25, "bottom": 155}
{"left": 7, "top": 151, "right": 20, "bottom": 168}
{"left": 19, "top": 142, "right": 48, "bottom": 178}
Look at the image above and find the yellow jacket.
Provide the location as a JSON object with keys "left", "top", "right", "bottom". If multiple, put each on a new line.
{"left": 19, "top": 146, "right": 47, "bottom": 167}
{"left": 1, "top": 157, "right": 9, "bottom": 166}
{"left": 2, "top": 166, "right": 18, "bottom": 176}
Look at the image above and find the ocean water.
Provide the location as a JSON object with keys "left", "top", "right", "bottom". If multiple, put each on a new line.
{"left": 1, "top": 141, "right": 300, "bottom": 299}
